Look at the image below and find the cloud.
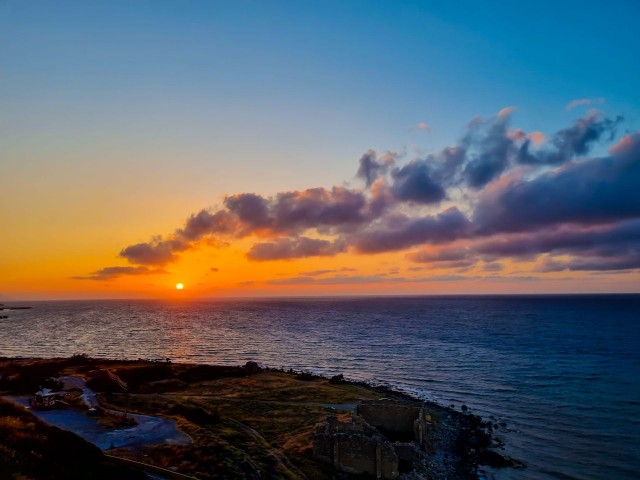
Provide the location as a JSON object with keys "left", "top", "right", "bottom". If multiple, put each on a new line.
{"left": 474, "top": 138, "right": 640, "bottom": 233}
{"left": 265, "top": 273, "right": 542, "bottom": 285}
{"left": 298, "top": 267, "right": 356, "bottom": 276}
{"left": 272, "top": 187, "right": 369, "bottom": 232}
{"left": 462, "top": 110, "right": 515, "bottom": 188}
{"left": 224, "top": 193, "right": 271, "bottom": 229}
{"left": 516, "top": 113, "right": 622, "bottom": 165}
{"left": 536, "top": 255, "right": 640, "bottom": 272}
{"left": 565, "top": 97, "right": 605, "bottom": 110}
{"left": 120, "top": 238, "right": 189, "bottom": 266}
{"left": 407, "top": 246, "right": 471, "bottom": 263}
{"left": 73, "top": 266, "right": 169, "bottom": 281}
{"left": 265, "top": 274, "right": 465, "bottom": 285}
{"left": 298, "top": 269, "right": 335, "bottom": 276}
{"left": 352, "top": 207, "right": 472, "bottom": 254}
{"left": 411, "top": 122, "right": 432, "bottom": 133}
{"left": 247, "top": 237, "right": 345, "bottom": 261}
{"left": 391, "top": 160, "right": 446, "bottom": 204}
{"left": 87, "top": 112, "right": 640, "bottom": 281}
{"left": 356, "top": 150, "right": 396, "bottom": 187}
{"left": 474, "top": 220, "right": 640, "bottom": 258}
{"left": 498, "top": 106, "right": 517, "bottom": 117}
{"left": 609, "top": 132, "right": 640, "bottom": 157}
{"left": 482, "top": 261, "right": 504, "bottom": 272}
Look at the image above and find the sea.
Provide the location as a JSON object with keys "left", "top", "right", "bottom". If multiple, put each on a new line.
{"left": 1, "top": 295, "right": 638, "bottom": 479}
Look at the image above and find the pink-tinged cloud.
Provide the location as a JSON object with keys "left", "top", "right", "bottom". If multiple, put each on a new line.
{"left": 565, "top": 97, "right": 605, "bottom": 111}
{"left": 498, "top": 106, "right": 517, "bottom": 117}
{"left": 412, "top": 122, "right": 432, "bottom": 133}
{"left": 609, "top": 132, "right": 640, "bottom": 156}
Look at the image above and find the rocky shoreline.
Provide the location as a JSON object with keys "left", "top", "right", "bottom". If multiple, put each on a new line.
{"left": 0, "top": 356, "right": 522, "bottom": 479}
{"left": 273, "top": 368, "right": 523, "bottom": 478}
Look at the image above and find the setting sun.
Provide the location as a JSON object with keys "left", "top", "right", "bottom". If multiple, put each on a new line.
{"left": 176, "top": 283, "right": 184, "bottom": 290}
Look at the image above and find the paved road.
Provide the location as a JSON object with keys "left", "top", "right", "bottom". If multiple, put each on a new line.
{"left": 6, "top": 377, "right": 190, "bottom": 451}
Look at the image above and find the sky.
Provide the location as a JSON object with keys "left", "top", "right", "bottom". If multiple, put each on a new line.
{"left": 1, "top": 0, "right": 639, "bottom": 300}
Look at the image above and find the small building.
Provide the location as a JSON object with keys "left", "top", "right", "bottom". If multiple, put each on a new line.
{"left": 32, "top": 388, "right": 67, "bottom": 410}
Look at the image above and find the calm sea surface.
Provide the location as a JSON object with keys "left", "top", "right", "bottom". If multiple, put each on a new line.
{"left": 1, "top": 295, "right": 638, "bottom": 479}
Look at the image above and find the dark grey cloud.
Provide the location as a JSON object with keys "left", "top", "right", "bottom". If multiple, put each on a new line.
{"left": 119, "top": 238, "right": 189, "bottom": 266}
{"left": 474, "top": 220, "right": 640, "bottom": 258}
{"left": 408, "top": 246, "right": 471, "bottom": 263}
{"left": 353, "top": 207, "right": 472, "bottom": 254}
{"left": 272, "top": 187, "right": 368, "bottom": 231}
{"left": 247, "top": 237, "right": 345, "bottom": 261}
{"left": 536, "top": 255, "right": 640, "bottom": 272}
{"left": 356, "top": 150, "right": 395, "bottom": 187}
{"left": 178, "top": 209, "right": 236, "bottom": 240}
{"left": 224, "top": 193, "right": 271, "bottom": 229}
{"left": 73, "top": 266, "right": 169, "bottom": 281}
{"left": 462, "top": 112, "right": 514, "bottom": 188}
{"left": 517, "top": 114, "right": 622, "bottom": 165}
{"left": 391, "top": 160, "right": 446, "bottom": 204}
{"left": 474, "top": 137, "right": 640, "bottom": 233}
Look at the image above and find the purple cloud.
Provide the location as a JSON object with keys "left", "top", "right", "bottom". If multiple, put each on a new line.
{"left": 73, "top": 266, "right": 169, "bottom": 281}
{"left": 391, "top": 160, "right": 446, "bottom": 204}
{"left": 474, "top": 139, "right": 640, "bottom": 234}
{"left": 120, "top": 238, "right": 189, "bottom": 266}
{"left": 247, "top": 237, "right": 345, "bottom": 261}
{"left": 352, "top": 207, "right": 472, "bottom": 254}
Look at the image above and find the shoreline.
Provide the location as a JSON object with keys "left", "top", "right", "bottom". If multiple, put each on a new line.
{"left": 0, "top": 355, "right": 522, "bottom": 479}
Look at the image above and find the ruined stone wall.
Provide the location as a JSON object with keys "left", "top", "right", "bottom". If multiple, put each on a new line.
{"left": 357, "top": 400, "right": 422, "bottom": 439}
{"left": 334, "top": 434, "right": 398, "bottom": 479}
{"left": 313, "top": 416, "right": 399, "bottom": 479}
{"left": 415, "top": 407, "right": 435, "bottom": 452}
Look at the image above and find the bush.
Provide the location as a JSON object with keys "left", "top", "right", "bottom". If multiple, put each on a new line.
{"left": 177, "top": 365, "right": 248, "bottom": 383}
{"left": 295, "top": 371, "right": 317, "bottom": 381}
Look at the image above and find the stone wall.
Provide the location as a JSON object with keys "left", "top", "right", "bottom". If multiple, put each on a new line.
{"left": 314, "top": 400, "right": 437, "bottom": 478}
{"left": 313, "top": 416, "right": 399, "bottom": 479}
{"left": 356, "top": 400, "right": 422, "bottom": 440}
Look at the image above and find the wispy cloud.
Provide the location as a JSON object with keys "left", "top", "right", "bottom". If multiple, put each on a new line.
{"left": 73, "top": 266, "right": 169, "bottom": 281}
{"left": 410, "top": 122, "right": 432, "bottom": 133}
{"left": 565, "top": 97, "right": 605, "bottom": 111}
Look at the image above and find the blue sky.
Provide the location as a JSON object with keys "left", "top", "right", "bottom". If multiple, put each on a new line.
{"left": 4, "top": 0, "right": 638, "bottom": 186}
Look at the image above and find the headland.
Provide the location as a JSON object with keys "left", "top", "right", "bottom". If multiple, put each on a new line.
{"left": 0, "top": 356, "right": 521, "bottom": 479}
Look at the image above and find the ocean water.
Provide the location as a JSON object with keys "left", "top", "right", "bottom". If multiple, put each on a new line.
{"left": 1, "top": 295, "right": 638, "bottom": 479}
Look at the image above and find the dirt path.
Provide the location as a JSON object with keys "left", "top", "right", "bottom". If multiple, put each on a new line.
{"left": 226, "top": 418, "right": 307, "bottom": 480}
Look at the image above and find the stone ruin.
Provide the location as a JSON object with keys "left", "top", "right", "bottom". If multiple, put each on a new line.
{"left": 313, "top": 399, "right": 435, "bottom": 479}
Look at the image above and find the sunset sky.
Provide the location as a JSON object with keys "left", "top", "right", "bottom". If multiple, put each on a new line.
{"left": 2, "top": 1, "right": 639, "bottom": 300}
